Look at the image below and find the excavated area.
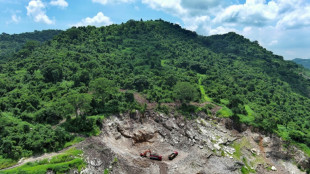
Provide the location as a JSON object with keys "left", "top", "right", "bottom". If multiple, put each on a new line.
{"left": 76, "top": 110, "right": 308, "bottom": 174}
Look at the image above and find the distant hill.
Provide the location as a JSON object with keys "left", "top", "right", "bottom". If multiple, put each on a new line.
{"left": 0, "top": 30, "right": 62, "bottom": 61}
{"left": 292, "top": 58, "right": 310, "bottom": 69}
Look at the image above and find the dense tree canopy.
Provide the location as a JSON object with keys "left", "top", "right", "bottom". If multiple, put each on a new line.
{"left": 173, "top": 82, "right": 199, "bottom": 103}
{"left": 0, "top": 30, "right": 62, "bottom": 61}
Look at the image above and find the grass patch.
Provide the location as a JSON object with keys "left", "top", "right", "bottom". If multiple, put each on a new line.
{"left": 232, "top": 138, "right": 251, "bottom": 160}
{"left": 241, "top": 157, "right": 255, "bottom": 174}
{"left": 198, "top": 74, "right": 212, "bottom": 102}
{"left": 220, "top": 99, "right": 230, "bottom": 105}
{"left": 238, "top": 105, "right": 255, "bottom": 124}
{"left": 1, "top": 148, "right": 85, "bottom": 174}
{"left": 87, "top": 115, "right": 105, "bottom": 120}
{"left": 0, "top": 157, "right": 17, "bottom": 170}
{"left": 104, "top": 169, "right": 110, "bottom": 174}
{"left": 64, "top": 137, "right": 85, "bottom": 148}
{"left": 275, "top": 125, "right": 290, "bottom": 141}
{"left": 241, "top": 166, "right": 251, "bottom": 174}
{"left": 216, "top": 106, "right": 233, "bottom": 118}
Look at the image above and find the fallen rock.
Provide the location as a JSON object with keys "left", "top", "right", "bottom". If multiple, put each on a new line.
{"left": 250, "top": 148, "right": 259, "bottom": 155}
{"left": 223, "top": 146, "right": 235, "bottom": 155}
{"left": 164, "top": 120, "right": 176, "bottom": 131}
{"left": 271, "top": 166, "right": 277, "bottom": 171}
{"left": 214, "top": 144, "right": 221, "bottom": 151}
{"left": 252, "top": 133, "right": 261, "bottom": 143}
{"left": 263, "top": 137, "right": 271, "bottom": 147}
{"left": 132, "top": 130, "right": 155, "bottom": 143}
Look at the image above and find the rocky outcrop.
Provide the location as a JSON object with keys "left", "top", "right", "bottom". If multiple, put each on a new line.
{"left": 77, "top": 111, "right": 308, "bottom": 174}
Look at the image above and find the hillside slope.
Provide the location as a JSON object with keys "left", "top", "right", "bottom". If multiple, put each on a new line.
{"left": 0, "top": 20, "right": 310, "bottom": 172}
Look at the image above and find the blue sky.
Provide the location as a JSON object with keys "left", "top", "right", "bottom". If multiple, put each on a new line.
{"left": 1, "top": 0, "right": 310, "bottom": 60}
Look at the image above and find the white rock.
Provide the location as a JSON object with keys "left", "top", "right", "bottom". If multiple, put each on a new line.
{"left": 224, "top": 146, "right": 236, "bottom": 154}
{"left": 214, "top": 144, "right": 221, "bottom": 150}
{"left": 271, "top": 166, "right": 277, "bottom": 171}
{"left": 263, "top": 137, "right": 271, "bottom": 147}
{"left": 251, "top": 148, "right": 258, "bottom": 154}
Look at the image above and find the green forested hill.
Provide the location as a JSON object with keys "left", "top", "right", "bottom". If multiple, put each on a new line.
{"left": 293, "top": 58, "right": 310, "bottom": 69}
{"left": 0, "top": 30, "right": 62, "bottom": 61}
{"left": 1, "top": 19, "right": 310, "bottom": 165}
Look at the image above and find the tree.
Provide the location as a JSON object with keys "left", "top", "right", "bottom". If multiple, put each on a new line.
{"left": 173, "top": 82, "right": 198, "bottom": 103}
{"left": 67, "top": 92, "right": 92, "bottom": 117}
{"left": 41, "top": 63, "right": 63, "bottom": 83}
{"left": 133, "top": 75, "right": 149, "bottom": 92}
{"left": 90, "top": 78, "right": 118, "bottom": 101}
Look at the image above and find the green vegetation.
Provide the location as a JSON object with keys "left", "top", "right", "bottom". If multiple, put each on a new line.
{"left": 220, "top": 99, "right": 229, "bottom": 105}
{"left": 232, "top": 138, "right": 251, "bottom": 160}
{"left": 241, "top": 157, "right": 256, "bottom": 174}
{"left": 1, "top": 148, "right": 85, "bottom": 174}
{"left": 173, "top": 82, "right": 199, "bottom": 103}
{"left": 62, "top": 115, "right": 105, "bottom": 136}
{"left": 113, "top": 157, "right": 118, "bottom": 163}
{"left": 63, "top": 137, "right": 85, "bottom": 148}
{"left": 198, "top": 74, "right": 212, "bottom": 102}
{"left": 0, "top": 157, "right": 17, "bottom": 170}
{"left": 0, "top": 30, "right": 62, "bottom": 61}
{"left": 104, "top": 169, "right": 110, "bottom": 174}
{"left": 1, "top": 19, "right": 310, "bottom": 167}
{"left": 216, "top": 107, "right": 233, "bottom": 118}
{"left": 238, "top": 105, "right": 256, "bottom": 123}
{"left": 0, "top": 113, "right": 72, "bottom": 160}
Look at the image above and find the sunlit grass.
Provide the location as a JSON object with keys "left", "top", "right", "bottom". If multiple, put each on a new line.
{"left": 1, "top": 148, "right": 85, "bottom": 174}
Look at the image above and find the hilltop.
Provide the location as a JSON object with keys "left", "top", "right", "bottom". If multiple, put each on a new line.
{"left": 0, "top": 19, "right": 310, "bottom": 173}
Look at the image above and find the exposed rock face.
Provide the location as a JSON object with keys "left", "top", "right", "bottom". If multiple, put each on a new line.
{"left": 76, "top": 111, "right": 308, "bottom": 174}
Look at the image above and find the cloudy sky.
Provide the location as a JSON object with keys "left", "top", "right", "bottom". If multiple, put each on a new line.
{"left": 1, "top": 0, "right": 310, "bottom": 60}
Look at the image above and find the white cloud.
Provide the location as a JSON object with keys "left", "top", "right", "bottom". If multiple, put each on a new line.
{"left": 209, "top": 26, "right": 237, "bottom": 35}
{"left": 277, "top": 5, "right": 310, "bottom": 29}
{"left": 213, "top": 0, "right": 278, "bottom": 27}
{"left": 268, "top": 40, "right": 278, "bottom": 46}
{"left": 142, "top": 0, "right": 187, "bottom": 16}
{"left": 182, "top": 15, "right": 209, "bottom": 32}
{"left": 26, "top": 0, "right": 54, "bottom": 24}
{"left": 92, "top": 0, "right": 135, "bottom": 5}
{"left": 74, "top": 12, "right": 113, "bottom": 27}
{"left": 50, "top": 0, "right": 68, "bottom": 8}
{"left": 11, "top": 14, "right": 21, "bottom": 23}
